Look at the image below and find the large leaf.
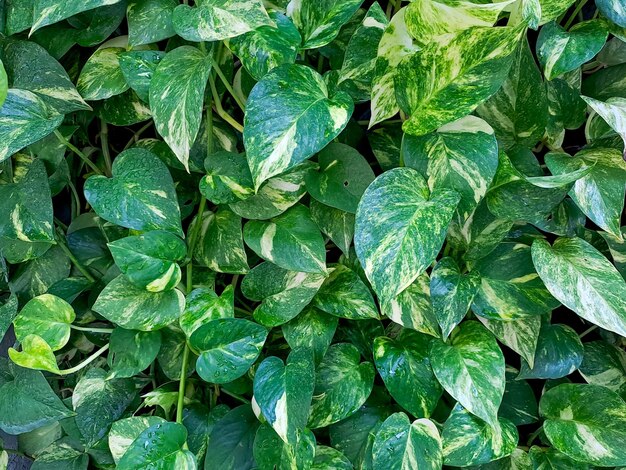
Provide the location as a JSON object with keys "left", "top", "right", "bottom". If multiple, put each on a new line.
{"left": 243, "top": 64, "right": 353, "bottom": 188}
{"left": 355, "top": 167, "right": 460, "bottom": 302}
{"left": 429, "top": 321, "right": 505, "bottom": 426}
{"left": 77, "top": 47, "right": 128, "bottom": 101}
{"left": 204, "top": 405, "right": 259, "bottom": 470}
{"left": 107, "top": 328, "right": 162, "bottom": 380}
{"left": 84, "top": 148, "right": 183, "bottom": 236}
{"left": 149, "top": 46, "right": 212, "bottom": 171}
{"left": 540, "top": 383, "right": 626, "bottom": 466}
{"left": 532, "top": 237, "right": 626, "bottom": 336}
{"left": 127, "top": 0, "right": 178, "bottom": 47}
{"left": 31, "top": 0, "right": 123, "bottom": 32}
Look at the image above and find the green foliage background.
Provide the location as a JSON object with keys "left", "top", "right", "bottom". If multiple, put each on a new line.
{"left": 1, "top": 0, "right": 626, "bottom": 468}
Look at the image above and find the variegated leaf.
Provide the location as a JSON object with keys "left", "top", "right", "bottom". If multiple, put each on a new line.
{"left": 579, "top": 341, "right": 626, "bottom": 392}
{"left": 9, "top": 334, "right": 60, "bottom": 374}
{"left": 354, "top": 167, "right": 460, "bottom": 302}
{"left": 311, "top": 446, "right": 352, "bottom": 470}
{"left": 596, "top": 0, "right": 626, "bottom": 28}
{"left": 372, "top": 413, "right": 442, "bottom": 470}
{"left": 601, "top": 226, "right": 626, "bottom": 279}
{"left": 529, "top": 446, "right": 587, "bottom": 469}
{"left": 149, "top": 46, "right": 212, "bottom": 171}
{"left": 478, "top": 315, "right": 541, "bottom": 368}
{"left": 13, "top": 294, "right": 74, "bottom": 351}
{"left": 396, "top": 25, "right": 523, "bottom": 136}
{"left": 373, "top": 329, "right": 442, "bottom": 418}
{"left": 107, "top": 328, "right": 162, "bottom": 380}
{"left": 532, "top": 237, "right": 626, "bottom": 336}
{"left": 31, "top": 0, "right": 123, "bottom": 33}
{"left": 282, "top": 307, "right": 338, "bottom": 365}
{"left": 538, "top": 0, "right": 576, "bottom": 25}
{"left": 200, "top": 151, "right": 254, "bottom": 205}
{"left": 179, "top": 286, "right": 234, "bottom": 338}
{"left": 430, "top": 321, "right": 505, "bottom": 426}
{"left": 244, "top": 64, "right": 353, "bottom": 189}
{"left": 118, "top": 50, "right": 165, "bottom": 103}
{"left": 581, "top": 95, "right": 626, "bottom": 156}
{"left": 309, "top": 200, "right": 354, "bottom": 256}
{"left": 540, "top": 383, "right": 626, "bottom": 466}
{"left": 77, "top": 47, "right": 129, "bottom": 101}
{"left": 109, "top": 416, "right": 167, "bottom": 464}
{"left": 173, "top": 0, "right": 272, "bottom": 42}
{"left": 127, "top": 0, "right": 177, "bottom": 47}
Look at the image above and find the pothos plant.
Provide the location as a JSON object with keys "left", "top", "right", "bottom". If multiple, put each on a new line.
{"left": 0, "top": 0, "right": 626, "bottom": 468}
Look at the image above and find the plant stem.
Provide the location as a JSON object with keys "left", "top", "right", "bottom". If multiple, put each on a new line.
{"left": 185, "top": 196, "right": 207, "bottom": 292}
{"left": 54, "top": 130, "right": 103, "bottom": 176}
{"left": 70, "top": 325, "right": 114, "bottom": 334}
{"left": 176, "top": 344, "right": 190, "bottom": 424}
{"left": 55, "top": 228, "right": 96, "bottom": 282}
{"left": 207, "top": 99, "right": 214, "bottom": 155}
{"left": 210, "top": 57, "right": 245, "bottom": 111}
{"left": 579, "top": 324, "right": 598, "bottom": 339}
{"left": 123, "top": 121, "right": 153, "bottom": 150}
{"left": 563, "top": 0, "right": 588, "bottom": 29}
{"left": 209, "top": 75, "right": 244, "bottom": 133}
{"left": 100, "top": 119, "right": 113, "bottom": 176}
{"left": 220, "top": 388, "right": 250, "bottom": 404}
{"left": 526, "top": 425, "right": 543, "bottom": 446}
{"left": 58, "top": 343, "right": 109, "bottom": 375}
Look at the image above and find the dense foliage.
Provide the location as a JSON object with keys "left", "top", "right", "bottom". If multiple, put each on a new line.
{"left": 1, "top": 0, "right": 626, "bottom": 468}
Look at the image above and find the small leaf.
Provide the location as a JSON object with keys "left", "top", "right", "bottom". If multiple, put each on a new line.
{"left": 200, "top": 151, "right": 254, "bottom": 205}
{"left": 13, "top": 294, "right": 74, "bottom": 351}
{"left": 108, "top": 416, "right": 167, "bottom": 463}
{"left": 282, "top": 307, "right": 338, "bottom": 365}
{"left": 8, "top": 334, "right": 60, "bottom": 374}
{"left": 77, "top": 47, "right": 128, "bottom": 101}
{"left": 179, "top": 286, "right": 234, "bottom": 338}
{"left": 478, "top": 315, "right": 541, "bottom": 368}
{"left": 127, "top": 0, "right": 177, "bottom": 47}
{"left": 118, "top": 50, "right": 165, "bottom": 103}
{"left": 581, "top": 95, "right": 626, "bottom": 155}
{"left": 107, "top": 328, "right": 162, "bottom": 380}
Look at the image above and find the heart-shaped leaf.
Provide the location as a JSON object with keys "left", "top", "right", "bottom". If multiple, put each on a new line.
{"left": 13, "top": 294, "right": 74, "bottom": 351}
{"left": 179, "top": 286, "right": 234, "bottom": 337}
{"left": 108, "top": 416, "right": 168, "bottom": 463}
{"left": 8, "top": 334, "right": 60, "bottom": 374}
{"left": 77, "top": 47, "right": 129, "bottom": 101}
{"left": 107, "top": 328, "right": 162, "bottom": 380}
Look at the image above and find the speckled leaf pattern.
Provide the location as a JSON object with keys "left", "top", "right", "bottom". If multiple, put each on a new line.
{"left": 537, "top": 20, "right": 608, "bottom": 80}
{"left": 529, "top": 445, "right": 586, "bottom": 469}
{"left": 0, "top": 89, "right": 63, "bottom": 163}
{"left": 581, "top": 95, "right": 626, "bottom": 154}
{"left": 108, "top": 231, "right": 186, "bottom": 292}
{"left": 107, "top": 328, "right": 161, "bottom": 380}
{"left": 84, "top": 148, "right": 183, "bottom": 236}
{"left": 547, "top": 149, "right": 626, "bottom": 238}
{"left": 477, "top": 38, "right": 548, "bottom": 149}
{"left": 403, "top": 115, "right": 498, "bottom": 220}
{"left": 244, "top": 204, "right": 326, "bottom": 274}
{"left": 532, "top": 237, "right": 626, "bottom": 336}
{"left": 190, "top": 317, "right": 268, "bottom": 384}
{"left": 396, "top": 25, "right": 523, "bottom": 136}
{"left": 13, "top": 294, "right": 74, "bottom": 351}
{"left": 253, "top": 424, "right": 316, "bottom": 470}
{"left": 227, "top": 11, "right": 301, "bottom": 81}
{"left": 282, "top": 307, "right": 337, "bottom": 365}
{"left": 478, "top": 315, "right": 541, "bottom": 369}
{"left": 149, "top": 46, "right": 212, "bottom": 171}
{"left": 244, "top": 64, "right": 353, "bottom": 188}
{"left": 200, "top": 151, "right": 254, "bottom": 205}
{"left": 405, "top": 0, "right": 516, "bottom": 45}
{"left": 31, "top": 0, "right": 123, "bottom": 33}
{"left": 538, "top": 0, "right": 576, "bottom": 24}
{"left": 0, "top": 295, "right": 18, "bottom": 341}
{"left": 430, "top": 257, "right": 480, "bottom": 340}
{"left": 373, "top": 330, "right": 442, "bottom": 418}
{"left": 309, "top": 200, "right": 354, "bottom": 256}
{"left": 194, "top": 208, "right": 249, "bottom": 274}
{"left": 179, "top": 286, "right": 234, "bottom": 337}
{"left": 253, "top": 348, "right": 314, "bottom": 444}
{"left": 472, "top": 242, "right": 559, "bottom": 320}
{"left": 127, "top": 0, "right": 177, "bottom": 47}
{"left": 442, "top": 405, "right": 519, "bottom": 467}
{"left": 355, "top": 167, "right": 460, "bottom": 302}
{"left": 430, "top": 321, "right": 505, "bottom": 426}
{"left": 311, "top": 446, "right": 352, "bottom": 470}
{"left": 518, "top": 322, "right": 583, "bottom": 379}
{"left": 579, "top": 341, "right": 626, "bottom": 392}
{"left": 286, "top": 0, "right": 363, "bottom": 49}
{"left": 241, "top": 262, "right": 325, "bottom": 327}
{"left": 173, "top": 0, "right": 272, "bottom": 42}
{"left": 308, "top": 343, "right": 375, "bottom": 429}
{"left": 118, "top": 50, "right": 164, "bottom": 103}
{"left": 540, "top": 383, "right": 626, "bottom": 466}
{"left": 92, "top": 275, "right": 185, "bottom": 331}
{"left": 77, "top": 47, "right": 128, "bottom": 101}
{"left": 372, "top": 413, "right": 442, "bottom": 470}
{"left": 108, "top": 416, "right": 167, "bottom": 463}
{"left": 596, "top": 0, "right": 626, "bottom": 28}
{"left": 313, "top": 264, "right": 378, "bottom": 320}
{"left": 474, "top": 448, "right": 533, "bottom": 469}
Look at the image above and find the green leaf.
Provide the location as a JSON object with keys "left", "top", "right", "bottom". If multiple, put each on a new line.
{"left": 430, "top": 257, "right": 480, "bottom": 340}
{"left": 518, "top": 322, "right": 583, "bottom": 379}
{"left": 0, "top": 39, "right": 90, "bottom": 113}
{"left": 538, "top": 0, "right": 576, "bottom": 25}
{"left": 253, "top": 424, "right": 316, "bottom": 470}
{"left": 308, "top": 343, "right": 375, "bottom": 428}
{"left": 581, "top": 96, "right": 626, "bottom": 154}
{"left": 500, "top": 368, "right": 539, "bottom": 426}
{"left": 478, "top": 315, "right": 542, "bottom": 368}
{"left": 473, "top": 448, "right": 533, "bottom": 470}
{"left": 118, "top": 50, "right": 165, "bottom": 103}
{"left": 397, "top": 25, "right": 522, "bottom": 136}
{"left": 77, "top": 47, "right": 128, "bottom": 101}
{"left": 287, "top": 0, "right": 363, "bottom": 49}
{"left": 282, "top": 307, "right": 338, "bottom": 365}
{"left": 204, "top": 405, "right": 259, "bottom": 470}
{"left": 373, "top": 329, "right": 442, "bottom": 418}
{"left": 30, "top": 437, "right": 88, "bottom": 470}
{"left": 442, "top": 405, "right": 519, "bottom": 467}
{"left": 190, "top": 317, "right": 268, "bottom": 384}
{"left": 309, "top": 200, "right": 354, "bottom": 256}
{"left": 92, "top": 275, "right": 185, "bottom": 331}
{"left": 84, "top": 148, "right": 183, "bottom": 236}
{"left": 108, "top": 231, "right": 186, "bottom": 292}
{"left": 31, "top": 0, "right": 123, "bottom": 33}
{"left": 313, "top": 264, "right": 378, "bottom": 320}
{"left": 0, "top": 89, "right": 63, "bottom": 163}
{"left": 227, "top": 11, "right": 301, "bottom": 81}
{"left": 241, "top": 262, "right": 325, "bottom": 327}
{"left": 311, "top": 446, "right": 352, "bottom": 470}
{"left": 529, "top": 445, "right": 588, "bottom": 469}
{"left": 8, "top": 334, "right": 60, "bottom": 374}
{"left": 243, "top": 64, "right": 353, "bottom": 188}
{"left": 546, "top": 149, "right": 626, "bottom": 238}
{"left": 355, "top": 167, "right": 460, "bottom": 302}
{"left": 579, "top": 340, "right": 626, "bottom": 392}
{"left": 173, "top": 0, "right": 272, "bottom": 42}
{"left": 304, "top": 143, "right": 374, "bottom": 214}
{"left": 537, "top": 20, "right": 608, "bottom": 81}
{"left": 179, "top": 286, "right": 234, "bottom": 338}
{"left": 476, "top": 37, "right": 548, "bottom": 149}
{"left": 532, "top": 237, "right": 626, "bottom": 336}
{"left": 72, "top": 368, "right": 136, "bottom": 447}
{"left": 540, "top": 383, "right": 626, "bottom": 466}
{"left": 244, "top": 204, "right": 326, "bottom": 274}
{"left": 601, "top": 226, "right": 626, "bottom": 279}
{"left": 118, "top": 422, "right": 196, "bottom": 469}
{"left": 107, "top": 328, "right": 162, "bottom": 380}
{"left": 127, "top": 0, "right": 177, "bottom": 47}
{"left": 149, "top": 46, "right": 212, "bottom": 171}
{"left": 108, "top": 416, "right": 167, "bottom": 463}
{"left": 200, "top": 151, "right": 254, "bottom": 205}
{"left": 596, "top": 0, "right": 626, "bottom": 28}
{"left": 157, "top": 326, "right": 197, "bottom": 380}
{"left": 430, "top": 321, "right": 505, "bottom": 426}
{"left": 0, "top": 294, "right": 18, "bottom": 341}
{"left": 0, "top": 59, "right": 7, "bottom": 108}
{"left": 472, "top": 242, "right": 559, "bottom": 320}
{"left": 403, "top": 115, "right": 499, "bottom": 219}
{"left": 253, "top": 348, "right": 314, "bottom": 444}
{"left": 372, "top": 412, "right": 442, "bottom": 470}
{"left": 13, "top": 294, "right": 74, "bottom": 351}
